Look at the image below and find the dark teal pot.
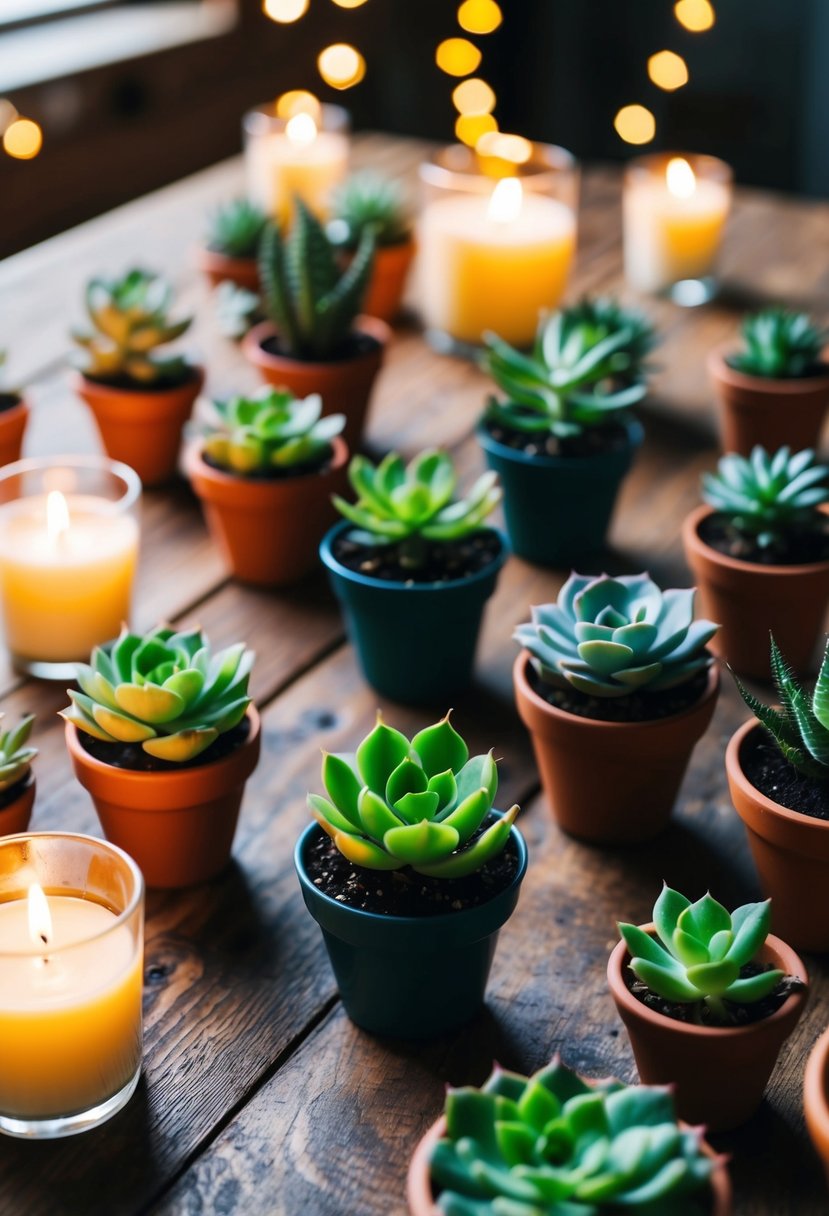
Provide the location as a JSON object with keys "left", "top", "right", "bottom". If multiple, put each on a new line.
{"left": 319, "top": 521, "right": 508, "bottom": 704}
{"left": 476, "top": 418, "right": 644, "bottom": 568}
{"left": 295, "top": 818, "right": 528, "bottom": 1039}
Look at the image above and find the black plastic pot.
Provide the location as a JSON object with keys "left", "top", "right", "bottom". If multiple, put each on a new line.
{"left": 294, "top": 818, "right": 528, "bottom": 1039}
{"left": 476, "top": 418, "right": 643, "bottom": 567}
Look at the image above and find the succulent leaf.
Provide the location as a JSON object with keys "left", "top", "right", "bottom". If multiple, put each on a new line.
{"left": 728, "top": 308, "right": 827, "bottom": 380}
{"left": 206, "top": 198, "right": 267, "bottom": 258}
{"left": 329, "top": 171, "right": 410, "bottom": 249}
{"left": 195, "top": 387, "right": 343, "bottom": 476}
{"left": 0, "top": 712, "right": 37, "bottom": 792}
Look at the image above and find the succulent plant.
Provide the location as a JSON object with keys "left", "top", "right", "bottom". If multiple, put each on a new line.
{"left": 728, "top": 308, "right": 827, "bottom": 380}
{"left": 308, "top": 712, "right": 518, "bottom": 877}
{"left": 702, "top": 445, "right": 829, "bottom": 555}
{"left": 516, "top": 572, "right": 717, "bottom": 699}
{"left": 71, "top": 269, "right": 193, "bottom": 386}
{"left": 200, "top": 388, "right": 344, "bottom": 475}
{"left": 60, "top": 625, "right": 253, "bottom": 763}
{"left": 258, "top": 199, "right": 375, "bottom": 361}
{"left": 332, "top": 448, "right": 501, "bottom": 570}
{"left": 207, "top": 198, "right": 268, "bottom": 259}
{"left": 619, "top": 885, "right": 783, "bottom": 1025}
{"left": 0, "top": 714, "right": 36, "bottom": 793}
{"left": 214, "top": 281, "right": 263, "bottom": 341}
{"left": 429, "top": 1057, "right": 718, "bottom": 1215}
{"left": 328, "top": 172, "right": 410, "bottom": 249}
{"left": 484, "top": 298, "right": 656, "bottom": 438}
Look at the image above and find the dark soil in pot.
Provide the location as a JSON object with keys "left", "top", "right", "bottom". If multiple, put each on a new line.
{"left": 201, "top": 451, "right": 331, "bottom": 482}
{"left": 331, "top": 529, "right": 502, "bottom": 584}
{"left": 79, "top": 717, "right": 250, "bottom": 773}
{"left": 260, "top": 330, "right": 380, "bottom": 364}
{"left": 0, "top": 773, "right": 34, "bottom": 813}
{"left": 626, "top": 961, "right": 804, "bottom": 1027}
{"left": 484, "top": 417, "right": 630, "bottom": 459}
{"left": 740, "top": 729, "right": 829, "bottom": 821}
{"left": 698, "top": 512, "right": 829, "bottom": 566}
{"left": 0, "top": 393, "right": 22, "bottom": 413}
{"left": 528, "top": 664, "right": 709, "bottom": 724}
{"left": 81, "top": 366, "right": 201, "bottom": 394}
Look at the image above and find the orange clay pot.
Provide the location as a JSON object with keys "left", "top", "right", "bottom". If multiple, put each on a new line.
{"left": 683, "top": 504, "right": 829, "bottom": 679}
{"left": 513, "top": 651, "right": 719, "bottom": 844}
{"left": 406, "top": 1108, "right": 733, "bottom": 1216}
{"left": 357, "top": 239, "right": 415, "bottom": 324}
{"left": 65, "top": 707, "right": 260, "bottom": 889}
{"left": 0, "top": 395, "right": 29, "bottom": 468}
{"left": 608, "top": 924, "right": 808, "bottom": 1131}
{"left": 0, "top": 773, "right": 35, "bottom": 837}
{"left": 805, "top": 1026, "right": 829, "bottom": 1183}
{"left": 73, "top": 367, "right": 205, "bottom": 488}
{"left": 185, "top": 436, "right": 349, "bottom": 587}
{"left": 242, "top": 317, "right": 389, "bottom": 453}
{"left": 196, "top": 246, "right": 260, "bottom": 293}
{"left": 726, "top": 718, "right": 829, "bottom": 951}
{"left": 708, "top": 345, "right": 829, "bottom": 457}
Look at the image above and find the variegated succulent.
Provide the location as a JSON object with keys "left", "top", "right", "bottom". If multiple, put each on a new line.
{"left": 200, "top": 388, "right": 344, "bottom": 475}
{"left": 728, "top": 308, "right": 827, "bottom": 380}
{"left": 0, "top": 714, "right": 36, "bottom": 792}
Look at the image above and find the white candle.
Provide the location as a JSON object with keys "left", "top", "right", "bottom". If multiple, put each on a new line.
{"left": 245, "top": 111, "right": 349, "bottom": 225}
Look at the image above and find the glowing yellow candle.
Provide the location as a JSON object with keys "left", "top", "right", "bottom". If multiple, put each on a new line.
{"left": 419, "top": 176, "right": 576, "bottom": 347}
{"left": 245, "top": 111, "right": 349, "bottom": 225}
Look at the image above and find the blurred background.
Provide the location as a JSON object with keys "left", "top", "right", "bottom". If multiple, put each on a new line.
{"left": 1, "top": 0, "right": 827, "bottom": 258}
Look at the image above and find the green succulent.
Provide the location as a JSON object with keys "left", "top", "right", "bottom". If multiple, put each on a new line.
{"left": 309, "top": 712, "right": 518, "bottom": 877}
{"left": 728, "top": 308, "right": 827, "bottom": 380}
{"left": 60, "top": 625, "right": 253, "bottom": 763}
{"left": 207, "top": 198, "right": 268, "bottom": 259}
{"left": 701, "top": 445, "right": 829, "bottom": 555}
{"left": 619, "top": 886, "right": 782, "bottom": 1025}
{"left": 484, "top": 298, "right": 656, "bottom": 438}
{"left": 332, "top": 448, "right": 501, "bottom": 570}
{"left": 214, "top": 281, "right": 263, "bottom": 341}
{"left": 0, "top": 714, "right": 36, "bottom": 793}
{"left": 200, "top": 388, "right": 344, "bottom": 475}
{"left": 429, "top": 1058, "right": 717, "bottom": 1215}
{"left": 71, "top": 269, "right": 193, "bottom": 386}
{"left": 328, "top": 172, "right": 410, "bottom": 249}
{"left": 258, "top": 199, "right": 376, "bottom": 361}
{"left": 516, "top": 572, "right": 717, "bottom": 699}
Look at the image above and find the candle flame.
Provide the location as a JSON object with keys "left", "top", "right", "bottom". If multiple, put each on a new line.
{"left": 666, "top": 157, "right": 696, "bottom": 199}
{"left": 46, "top": 490, "right": 70, "bottom": 540}
{"left": 487, "top": 176, "right": 523, "bottom": 223}
{"left": 27, "top": 883, "right": 52, "bottom": 949}
{"left": 286, "top": 112, "right": 317, "bottom": 147}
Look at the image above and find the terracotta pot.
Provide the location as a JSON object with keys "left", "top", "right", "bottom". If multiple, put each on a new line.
{"left": 407, "top": 1110, "right": 733, "bottom": 1216}
{"left": 73, "top": 367, "right": 205, "bottom": 488}
{"left": 727, "top": 718, "right": 829, "bottom": 950}
{"left": 708, "top": 345, "right": 829, "bottom": 456}
{"left": 513, "top": 652, "right": 719, "bottom": 844}
{"left": 362, "top": 239, "right": 416, "bottom": 324}
{"left": 0, "top": 394, "right": 29, "bottom": 468}
{"left": 65, "top": 707, "right": 261, "bottom": 889}
{"left": 0, "top": 773, "right": 35, "bottom": 836}
{"left": 242, "top": 317, "right": 389, "bottom": 453}
{"left": 608, "top": 924, "right": 808, "bottom": 1131}
{"left": 185, "top": 437, "right": 349, "bottom": 586}
{"left": 805, "top": 1026, "right": 829, "bottom": 1182}
{"left": 683, "top": 504, "right": 829, "bottom": 679}
{"left": 195, "top": 246, "right": 260, "bottom": 293}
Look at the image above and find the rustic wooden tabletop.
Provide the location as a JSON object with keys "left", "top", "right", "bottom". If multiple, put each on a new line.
{"left": 0, "top": 134, "right": 828, "bottom": 1216}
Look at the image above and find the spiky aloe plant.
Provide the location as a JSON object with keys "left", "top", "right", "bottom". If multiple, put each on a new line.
{"left": 429, "top": 1058, "right": 718, "bottom": 1215}
{"left": 328, "top": 172, "right": 410, "bottom": 249}
{"left": 207, "top": 198, "right": 268, "bottom": 259}
{"left": 60, "top": 626, "right": 253, "bottom": 763}
{"left": 258, "top": 200, "right": 376, "bottom": 361}
{"left": 0, "top": 714, "right": 36, "bottom": 793}
{"left": 728, "top": 308, "right": 827, "bottom": 380}
{"left": 333, "top": 448, "right": 501, "bottom": 570}
{"left": 71, "top": 269, "right": 193, "bottom": 385}
{"left": 619, "top": 885, "right": 783, "bottom": 1025}
{"left": 516, "top": 572, "right": 717, "bottom": 698}
{"left": 200, "top": 388, "right": 344, "bottom": 475}
{"left": 484, "top": 298, "right": 656, "bottom": 438}
{"left": 309, "top": 712, "right": 518, "bottom": 877}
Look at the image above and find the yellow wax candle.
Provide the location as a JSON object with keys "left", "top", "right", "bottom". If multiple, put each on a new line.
{"left": 0, "top": 886, "right": 142, "bottom": 1120}
{"left": 0, "top": 491, "right": 139, "bottom": 662}
{"left": 246, "top": 112, "right": 349, "bottom": 225}
{"left": 418, "top": 176, "right": 576, "bottom": 347}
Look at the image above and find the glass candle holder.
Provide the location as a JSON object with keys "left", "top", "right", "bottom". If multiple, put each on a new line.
{"left": 0, "top": 833, "right": 144, "bottom": 1139}
{"left": 418, "top": 142, "right": 579, "bottom": 353}
{"left": 623, "top": 152, "right": 733, "bottom": 305}
{"left": 243, "top": 102, "right": 350, "bottom": 226}
{"left": 0, "top": 455, "right": 141, "bottom": 680}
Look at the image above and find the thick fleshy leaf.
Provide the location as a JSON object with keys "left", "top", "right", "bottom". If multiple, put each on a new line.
{"left": 357, "top": 786, "right": 403, "bottom": 838}
{"left": 383, "top": 819, "right": 459, "bottom": 863}
{"left": 307, "top": 792, "right": 356, "bottom": 835}
{"left": 724, "top": 969, "right": 783, "bottom": 1004}
{"left": 356, "top": 716, "right": 411, "bottom": 789}
{"left": 671, "top": 928, "right": 710, "bottom": 967}
{"left": 517, "top": 1080, "right": 561, "bottom": 1133}
{"left": 428, "top": 768, "right": 458, "bottom": 812}
{"left": 333, "top": 829, "right": 402, "bottom": 870}
{"left": 58, "top": 707, "right": 113, "bottom": 742}
{"left": 412, "top": 715, "right": 469, "bottom": 777}
{"left": 414, "top": 805, "right": 518, "bottom": 878}
{"left": 385, "top": 757, "right": 428, "bottom": 805}
{"left": 114, "top": 682, "right": 185, "bottom": 725}
{"left": 494, "top": 1121, "right": 536, "bottom": 1168}
{"left": 727, "top": 899, "right": 771, "bottom": 967}
{"left": 143, "top": 727, "right": 217, "bottom": 761}
{"left": 393, "top": 789, "right": 440, "bottom": 824}
{"left": 321, "top": 752, "right": 362, "bottom": 827}
{"left": 653, "top": 885, "right": 691, "bottom": 950}
{"left": 685, "top": 959, "right": 741, "bottom": 996}
{"left": 576, "top": 640, "right": 633, "bottom": 674}
{"left": 76, "top": 667, "right": 120, "bottom": 710}
{"left": 91, "top": 703, "right": 157, "bottom": 743}
{"left": 163, "top": 668, "right": 204, "bottom": 706}
{"left": 440, "top": 787, "right": 493, "bottom": 844}
{"left": 618, "top": 924, "right": 676, "bottom": 970}
{"left": 604, "top": 1084, "right": 677, "bottom": 1134}
{"left": 677, "top": 893, "right": 731, "bottom": 944}
{"left": 631, "top": 960, "right": 700, "bottom": 1002}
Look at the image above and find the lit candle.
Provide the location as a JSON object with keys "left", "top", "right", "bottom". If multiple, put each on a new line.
{"left": 244, "top": 105, "right": 349, "bottom": 225}
{"left": 623, "top": 153, "right": 733, "bottom": 300}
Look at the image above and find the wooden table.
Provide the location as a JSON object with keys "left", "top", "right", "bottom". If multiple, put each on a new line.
{"left": 1, "top": 134, "right": 828, "bottom": 1216}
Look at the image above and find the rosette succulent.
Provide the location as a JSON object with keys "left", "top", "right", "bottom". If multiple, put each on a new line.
{"left": 0, "top": 714, "right": 36, "bottom": 792}
{"left": 484, "top": 298, "right": 656, "bottom": 438}
{"left": 516, "top": 572, "right": 717, "bottom": 698}
{"left": 308, "top": 712, "right": 518, "bottom": 877}
{"left": 429, "top": 1058, "right": 718, "bottom": 1215}
{"left": 207, "top": 198, "right": 267, "bottom": 259}
{"left": 60, "top": 626, "right": 253, "bottom": 762}
{"left": 71, "top": 269, "right": 193, "bottom": 386}
{"left": 333, "top": 449, "right": 501, "bottom": 569}
{"left": 728, "top": 308, "right": 827, "bottom": 380}
{"left": 214, "top": 281, "right": 263, "bottom": 341}
{"left": 619, "top": 885, "right": 783, "bottom": 1024}
{"left": 200, "top": 388, "right": 344, "bottom": 475}
{"left": 328, "top": 172, "right": 410, "bottom": 249}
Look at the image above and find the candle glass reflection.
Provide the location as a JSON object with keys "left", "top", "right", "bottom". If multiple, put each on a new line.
{"left": 243, "top": 102, "right": 350, "bottom": 226}
{"left": 418, "top": 141, "right": 579, "bottom": 354}
{"left": 0, "top": 833, "right": 144, "bottom": 1138}
{"left": 0, "top": 456, "right": 141, "bottom": 680}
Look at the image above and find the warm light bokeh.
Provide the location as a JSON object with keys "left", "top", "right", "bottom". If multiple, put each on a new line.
{"left": 455, "top": 112, "right": 497, "bottom": 147}
{"left": 452, "top": 78, "right": 496, "bottom": 116}
{"left": 3, "top": 118, "right": 43, "bottom": 160}
{"left": 613, "top": 104, "right": 656, "bottom": 146}
{"left": 647, "top": 50, "right": 689, "bottom": 91}
{"left": 436, "top": 37, "right": 482, "bottom": 77}
{"left": 476, "top": 131, "right": 532, "bottom": 164}
{"left": 330, "top": 0, "right": 368, "bottom": 6}
{"left": 674, "top": 0, "right": 715, "bottom": 32}
{"left": 317, "top": 43, "right": 366, "bottom": 89}
{"left": 457, "top": 0, "right": 502, "bottom": 35}
{"left": 262, "top": 0, "right": 309, "bottom": 22}
{"left": 275, "top": 90, "right": 321, "bottom": 120}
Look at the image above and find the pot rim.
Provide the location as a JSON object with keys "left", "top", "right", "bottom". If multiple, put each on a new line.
{"left": 475, "top": 416, "right": 644, "bottom": 469}
{"left": 294, "top": 814, "right": 528, "bottom": 931}
{"left": 707, "top": 344, "right": 829, "bottom": 393}
{"left": 727, "top": 717, "right": 829, "bottom": 835}
{"left": 243, "top": 316, "right": 392, "bottom": 373}
{"left": 513, "top": 650, "right": 720, "bottom": 735}
{"left": 184, "top": 433, "right": 349, "bottom": 491}
{"left": 682, "top": 503, "right": 829, "bottom": 577}
{"left": 608, "top": 922, "right": 808, "bottom": 1040}
{"left": 72, "top": 364, "right": 205, "bottom": 400}
{"left": 196, "top": 245, "right": 258, "bottom": 270}
{"left": 804, "top": 1025, "right": 829, "bottom": 1154}
{"left": 0, "top": 394, "right": 29, "bottom": 420}
{"left": 319, "top": 518, "right": 509, "bottom": 595}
